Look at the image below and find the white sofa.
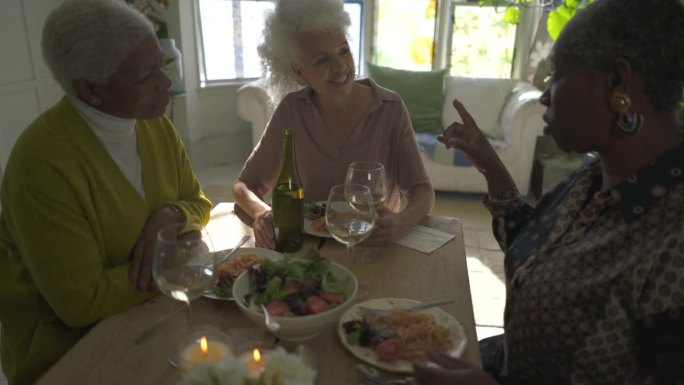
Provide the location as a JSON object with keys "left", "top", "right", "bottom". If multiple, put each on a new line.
{"left": 236, "top": 76, "right": 545, "bottom": 195}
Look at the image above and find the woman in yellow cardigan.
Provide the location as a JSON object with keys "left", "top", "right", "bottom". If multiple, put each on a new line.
{"left": 0, "top": 0, "right": 211, "bottom": 383}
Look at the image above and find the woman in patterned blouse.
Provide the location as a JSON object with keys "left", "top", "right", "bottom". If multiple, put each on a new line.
{"left": 414, "top": 0, "right": 684, "bottom": 384}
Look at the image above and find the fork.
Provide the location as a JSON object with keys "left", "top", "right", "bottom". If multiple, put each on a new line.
{"left": 358, "top": 298, "right": 455, "bottom": 318}
{"left": 356, "top": 364, "right": 414, "bottom": 385}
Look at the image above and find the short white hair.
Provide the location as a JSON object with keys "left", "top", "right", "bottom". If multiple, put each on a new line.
{"left": 257, "top": 0, "right": 351, "bottom": 104}
{"left": 42, "top": 0, "right": 155, "bottom": 95}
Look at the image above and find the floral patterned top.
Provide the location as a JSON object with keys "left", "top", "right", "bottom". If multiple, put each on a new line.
{"left": 484, "top": 145, "right": 684, "bottom": 385}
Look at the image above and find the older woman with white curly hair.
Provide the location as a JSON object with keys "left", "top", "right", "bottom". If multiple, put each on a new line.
{"left": 233, "top": 0, "right": 435, "bottom": 250}
{"left": 0, "top": 0, "right": 210, "bottom": 383}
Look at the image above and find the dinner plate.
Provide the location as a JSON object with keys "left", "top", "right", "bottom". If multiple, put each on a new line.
{"left": 303, "top": 201, "right": 332, "bottom": 238}
{"left": 203, "top": 247, "right": 283, "bottom": 301}
{"left": 337, "top": 298, "right": 467, "bottom": 373}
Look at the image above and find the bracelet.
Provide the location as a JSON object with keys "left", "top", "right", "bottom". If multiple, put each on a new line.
{"left": 167, "top": 204, "right": 186, "bottom": 224}
{"left": 483, "top": 188, "right": 523, "bottom": 217}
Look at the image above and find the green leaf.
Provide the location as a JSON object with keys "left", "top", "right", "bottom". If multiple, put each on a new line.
{"left": 503, "top": 7, "right": 520, "bottom": 25}
{"left": 547, "top": 8, "right": 571, "bottom": 40}
{"left": 321, "top": 272, "right": 346, "bottom": 296}
{"left": 346, "top": 328, "right": 361, "bottom": 345}
{"left": 546, "top": 0, "right": 598, "bottom": 40}
{"left": 257, "top": 275, "right": 283, "bottom": 304}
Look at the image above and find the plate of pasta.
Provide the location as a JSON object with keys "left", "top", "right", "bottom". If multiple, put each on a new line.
{"left": 338, "top": 298, "right": 467, "bottom": 373}
{"left": 203, "top": 247, "right": 283, "bottom": 301}
{"left": 303, "top": 201, "right": 332, "bottom": 238}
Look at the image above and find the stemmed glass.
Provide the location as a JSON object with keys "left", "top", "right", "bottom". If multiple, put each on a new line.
{"left": 325, "top": 184, "right": 376, "bottom": 264}
{"left": 152, "top": 222, "right": 219, "bottom": 367}
{"left": 345, "top": 161, "right": 388, "bottom": 211}
{"left": 345, "top": 161, "right": 387, "bottom": 262}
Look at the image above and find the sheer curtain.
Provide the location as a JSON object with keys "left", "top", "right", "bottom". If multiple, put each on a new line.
{"left": 522, "top": 11, "right": 554, "bottom": 90}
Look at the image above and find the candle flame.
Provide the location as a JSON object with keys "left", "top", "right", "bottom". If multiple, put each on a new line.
{"left": 200, "top": 336, "right": 208, "bottom": 354}
{"left": 253, "top": 348, "right": 261, "bottom": 362}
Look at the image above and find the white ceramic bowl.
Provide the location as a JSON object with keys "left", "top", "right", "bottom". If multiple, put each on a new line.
{"left": 233, "top": 262, "right": 358, "bottom": 341}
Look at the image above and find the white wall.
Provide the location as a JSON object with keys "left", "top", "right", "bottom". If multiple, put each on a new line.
{"left": 168, "top": 0, "right": 253, "bottom": 172}
{"left": 0, "top": 0, "right": 252, "bottom": 179}
{"left": 0, "top": 0, "right": 65, "bottom": 171}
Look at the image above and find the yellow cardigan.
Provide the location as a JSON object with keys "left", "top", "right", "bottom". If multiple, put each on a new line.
{"left": 0, "top": 97, "right": 211, "bottom": 384}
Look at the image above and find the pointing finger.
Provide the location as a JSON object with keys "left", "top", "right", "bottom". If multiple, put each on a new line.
{"left": 452, "top": 98, "right": 477, "bottom": 127}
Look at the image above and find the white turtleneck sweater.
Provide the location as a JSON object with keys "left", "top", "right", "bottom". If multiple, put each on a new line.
{"left": 68, "top": 95, "right": 145, "bottom": 197}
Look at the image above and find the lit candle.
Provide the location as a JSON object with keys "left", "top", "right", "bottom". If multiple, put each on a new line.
{"left": 179, "top": 335, "right": 232, "bottom": 371}
{"left": 241, "top": 348, "right": 266, "bottom": 382}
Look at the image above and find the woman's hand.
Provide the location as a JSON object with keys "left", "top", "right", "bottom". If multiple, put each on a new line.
{"left": 413, "top": 350, "right": 498, "bottom": 385}
{"left": 363, "top": 185, "right": 434, "bottom": 247}
{"left": 253, "top": 210, "right": 276, "bottom": 249}
{"left": 129, "top": 205, "right": 181, "bottom": 292}
{"left": 438, "top": 99, "right": 501, "bottom": 174}
{"left": 363, "top": 208, "right": 408, "bottom": 247}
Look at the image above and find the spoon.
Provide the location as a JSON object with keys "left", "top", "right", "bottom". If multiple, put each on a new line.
{"left": 260, "top": 304, "right": 281, "bottom": 333}
{"left": 219, "top": 234, "right": 250, "bottom": 264}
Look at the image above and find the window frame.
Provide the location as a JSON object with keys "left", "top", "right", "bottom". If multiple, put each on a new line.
{"left": 438, "top": 0, "right": 533, "bottom": 76}
{"left": 194, "top": 0, "right": 366, "bottom": 87}
{"left": 193, "top": 0, "right": 539, "bottom": 87}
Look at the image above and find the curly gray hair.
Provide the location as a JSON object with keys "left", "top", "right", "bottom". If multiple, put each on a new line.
{"left": 42, "top": 0, "right": 155, "bottom": 95}
{"left": 554, "top": 0, "right": 684, "bottom": 111}
{"left": 257, "top": 0, "right": 351, "bottom": 104}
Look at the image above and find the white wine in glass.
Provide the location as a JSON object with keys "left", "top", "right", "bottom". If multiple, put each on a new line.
{"left": 345, "top": 161, "right": 388, "bottom": 210}
{"left": 153, "top": 222, "right": 219, "bottom": 367}
{"left": 325, "top": 184, "right": 376, "bottom": 265}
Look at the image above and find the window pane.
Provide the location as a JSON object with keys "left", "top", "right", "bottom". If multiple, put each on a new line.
{"left": 197, "top": 0, "right": 364, "bottom": 84}
{"left": 449, "top": 5, "right": 516, "bottom": 78}
{"left": 374, "top": 0, "right": 436, "bottom": 71}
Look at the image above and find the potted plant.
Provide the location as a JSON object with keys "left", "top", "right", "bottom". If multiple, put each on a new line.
{"left": 124, "top": 0, "right": 170, "bottom": 38}
{"left": 479, "top": 0, "right": 594, "bottom": 39}
{"left": 125, "top": 0, "right": 184, "bottom": 95}
{"left": 481, "top": 0, "right": 684, "bottom": 123}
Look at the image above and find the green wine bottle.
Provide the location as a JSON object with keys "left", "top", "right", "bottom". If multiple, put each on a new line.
{"left": 271, "top": 127, "right": 304, "bottom": 252}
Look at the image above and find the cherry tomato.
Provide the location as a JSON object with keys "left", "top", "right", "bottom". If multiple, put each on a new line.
{"left": 374, "top": 337, "right": 402, "bottom": 362}
{"left": 305, "top": 296, "right": 329, "bottom": 314}
{"left": 266, "top": 300, "right": 290, "bottom": 316}
{"left": 319, "top": 292, "right": 343, "bottom": 305}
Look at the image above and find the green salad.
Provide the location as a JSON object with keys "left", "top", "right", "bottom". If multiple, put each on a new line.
{"left": 249, "top": 248, "right": 348, "bottom": 316}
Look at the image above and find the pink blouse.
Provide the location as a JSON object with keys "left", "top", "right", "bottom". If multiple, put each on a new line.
{"left": 237, "top": 78, "right": 432, "bottom": 211}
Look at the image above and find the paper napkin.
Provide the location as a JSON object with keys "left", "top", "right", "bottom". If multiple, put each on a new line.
{"left": 395, "top": 225, "right": 455, "bottom": 253}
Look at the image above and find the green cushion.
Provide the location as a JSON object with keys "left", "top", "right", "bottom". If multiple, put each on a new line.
{"left": 367, "top": 63, "right": 447, "bottom": 134}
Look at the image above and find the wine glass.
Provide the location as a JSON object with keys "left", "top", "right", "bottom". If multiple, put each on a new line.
{"left": 345, "top": 161, "right": 387, "bottom": 262}
{"left": 152, "top": 222, "right": 219, "bottom": 367}
{"left": 325, "top": 184, "right": 376, "bottom": 264}
{"left": 345, "top": 161, "right": 388, "bottom": 211}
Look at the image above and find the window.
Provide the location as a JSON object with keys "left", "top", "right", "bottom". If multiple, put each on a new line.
{"left": 449, "top": 3, "right": 516, "bottom": 78}
{"left": 373, "top": 0, "right": 517, "bottom": 78}
{"left": 196, "top": 0, "right": 364, "bottom": 85}
{"left": 373, "top": 0, "right": 436, "bottom": 71}
{"left": 196, "top": 0, "right": 526, "bottom": 85}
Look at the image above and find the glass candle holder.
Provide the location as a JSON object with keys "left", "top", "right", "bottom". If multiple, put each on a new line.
{"left": 177, "top": 329, "right": 232, "bottom": 371}
{"left": 239, "top": 347, "right": 266, "bottom": 382}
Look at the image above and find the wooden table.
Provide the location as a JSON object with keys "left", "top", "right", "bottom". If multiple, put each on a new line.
{"left": 37, "top": 202, "right": 480, "bottom": 384}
